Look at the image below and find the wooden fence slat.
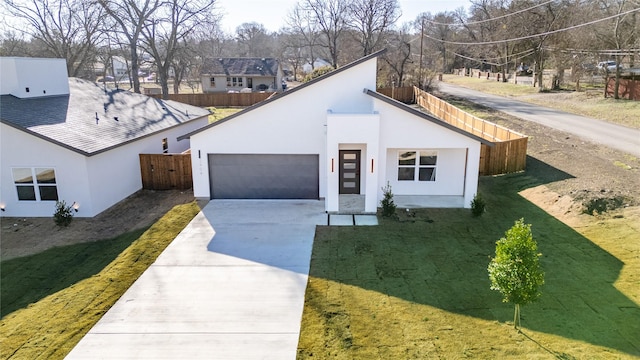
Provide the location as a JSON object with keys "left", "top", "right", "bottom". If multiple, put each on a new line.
{"left": 412, "top": 86, "right": 528, "bottom": 175}
{"left": 140, "top": 153, "right": 193, "bottom": 190}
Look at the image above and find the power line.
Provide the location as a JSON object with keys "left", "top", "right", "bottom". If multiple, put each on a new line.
{"left": 422, "top": 0, "right": 556, "bottom": 27}
{"left": 422, "top": 7, "right": 640, "bottom": 46}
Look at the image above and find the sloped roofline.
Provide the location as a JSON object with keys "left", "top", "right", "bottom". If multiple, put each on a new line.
{"left": 364, "top": 89, "right": 494, "bottom": 146}
{"left": 177, "top": 49, "right": 388, "bottom": 141}
{"left": 0, "top": 112, "right": 210, "bottom": 157}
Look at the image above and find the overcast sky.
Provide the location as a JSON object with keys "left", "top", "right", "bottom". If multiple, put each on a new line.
{"left": 215, "top": 0, "right": 472, "bottom": 33}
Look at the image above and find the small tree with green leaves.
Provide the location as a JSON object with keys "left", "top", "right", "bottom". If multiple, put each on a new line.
{"left": 380, "top": 182, "right": 397, "bottom": 218}
{"left": 488, "top": 218, "right": 544, "bottom": 329}
{"left": 470, "top": 192, "right": 486, "bottom": 217}
{"left": 53, "top": 200, "right": 74, "bottom": 227}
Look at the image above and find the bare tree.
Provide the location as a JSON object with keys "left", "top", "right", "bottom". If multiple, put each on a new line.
{"left": 348, "top": 0, "right": 400, "bottom": 56}
{"left": 382, "top": 24, "right": 412, "bottom": 86}
{"left": 595, "top": 0, "right": 639, "bottom": 98}
{"left": 98, "top": 0, "right": 162, "bottom": 93}
{"left": 235, "top": 22, "right": 274, "bottom": 57}
{"left": 141, "top": 0, "right": 218, "bottom": 98}
{"left": 302, "top": 0, "right": 351, "bottom": 68}
{"left": 3, "top": 0, "right": 104, "bottom": 77}
{"left": 287, "top": 4, "right": 323, "bottom": 71}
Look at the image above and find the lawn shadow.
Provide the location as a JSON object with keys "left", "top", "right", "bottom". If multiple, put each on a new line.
{"left": 0, "top": 228, "right": 146, "bottom": 318}
{"left": 309, "top": 170, "right": 639, "bottom": 356}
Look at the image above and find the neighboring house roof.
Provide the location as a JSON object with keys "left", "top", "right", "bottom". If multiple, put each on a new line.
{"left": 179, "top": 49, "right": 387, "bottom": 140}
{"left": 203, "top": 58, "right": 280, "bottom": 77}
{"left": 364, "top": 89, "right": 494, "bottom": 146}
{"left": 179, "top": 48, "right": 491, "bottom": 146}
{"left": 0, "top": 78, "right": 210, "bottom": 156}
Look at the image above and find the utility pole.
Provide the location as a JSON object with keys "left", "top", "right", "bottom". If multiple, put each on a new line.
{"left": 418, "top": 16, "right": 424, "bottom": 89}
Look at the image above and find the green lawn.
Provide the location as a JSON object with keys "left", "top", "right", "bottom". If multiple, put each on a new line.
{"left": 297, "top": 171, "right": 640, "bottom": 359}
{"left": 0, "top": 202, "right": 200, "bottom": 360}
{"left": 204, "top": 106, "right": 242, "bottom": 123}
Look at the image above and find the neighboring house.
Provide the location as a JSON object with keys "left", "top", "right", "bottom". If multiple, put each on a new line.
{"left": 201, "top": 58, "right": 284, "bottom": 93}
{"left": 302, "top": 58, "right": 332, "bottom": 74}
{"left": 179, "top": 50, "right": 491, "bottom": 213}
{"left": 111, "top": 56, "right": 130, "bottom": 81}
{"left": 0, "top": 57, "right": 210, "bottom": 218}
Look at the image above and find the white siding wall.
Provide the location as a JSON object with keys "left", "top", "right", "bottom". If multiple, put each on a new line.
{"left": 201, "top": 76, "right": 227, "bottom": 93}
{"left": 0, "top": 57, "right": 69, "bottom": 98}
{"left": 0, "top": 116, "right": 207, "bottom": 218}
{"left": 0, "top": 124, "right": 91, "bottom": 217}
{"left": 189, "top": 58, "right": 378, "bottom": 199}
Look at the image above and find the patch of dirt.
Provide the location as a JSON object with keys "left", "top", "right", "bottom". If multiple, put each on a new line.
{"left": 1, "top": 190, "right": 204, "bottom": 261}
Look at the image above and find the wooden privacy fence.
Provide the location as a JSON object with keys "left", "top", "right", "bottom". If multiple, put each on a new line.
{"left": 606, "top": 77, "right": 640, "bottom": 100}
{"left": 414, "top": 86, "right": 528, "bottom": 175}
{"left": 140, "top": 153, "right": 192, "bottom": 190}
{"left": 377, "top": 86, "right": 415, "bottom": 103}
{"left": 150, "top": 92, "right": 275, "bottom": 107}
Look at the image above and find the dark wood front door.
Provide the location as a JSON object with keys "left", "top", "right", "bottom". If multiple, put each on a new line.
{"left": 339, "top": 150, "right": 361, "bottom": 194}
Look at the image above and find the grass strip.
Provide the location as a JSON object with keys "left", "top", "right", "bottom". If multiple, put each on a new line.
{"left": 0, "top": 201, "right": 200, "bottom": 360}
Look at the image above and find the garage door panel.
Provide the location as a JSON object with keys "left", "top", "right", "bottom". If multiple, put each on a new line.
{"left": 208, "top": 154, "right": 319, "bottom": 199}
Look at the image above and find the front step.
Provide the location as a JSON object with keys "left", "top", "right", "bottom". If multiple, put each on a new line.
{"left": 327, "top": 214, "right": 378, "bottom": 226}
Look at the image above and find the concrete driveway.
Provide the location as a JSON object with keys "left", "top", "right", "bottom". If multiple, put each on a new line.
{"left": 66, "top": 200, "right": 327, "bottom": 360}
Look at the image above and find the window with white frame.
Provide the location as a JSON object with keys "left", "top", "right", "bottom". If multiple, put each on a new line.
{"left": 226, "top": 76, "right": 243, "bottom": 87}
{"left": 12, "top": 167, "right": 59, "bottom": 201}
{"left": 209, "top": 77, "right": 216, "bottom": 87}
{"left": 398, "top": 151, "right": 437, "bottom": 181}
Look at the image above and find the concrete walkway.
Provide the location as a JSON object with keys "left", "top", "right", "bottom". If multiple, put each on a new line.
{"left": 66, "top": 200, "right": 327, "bottom": 360}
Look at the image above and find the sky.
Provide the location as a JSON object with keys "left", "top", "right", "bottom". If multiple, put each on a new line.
{"left": 215, "top": 0, "right": 472, "bottom": 33}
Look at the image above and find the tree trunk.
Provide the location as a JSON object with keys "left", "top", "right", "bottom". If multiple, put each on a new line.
{"left": 514, "top": 303, "right": 521, "bottom": 329}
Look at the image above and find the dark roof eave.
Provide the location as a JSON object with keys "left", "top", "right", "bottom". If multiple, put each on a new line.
{"left": 364, "top": 89, "right": 495, "bottom": 147}
{"left": 178, "top": 49, "right": 389, "bottom": 141}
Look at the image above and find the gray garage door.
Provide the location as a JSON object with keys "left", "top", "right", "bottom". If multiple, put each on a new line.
{"left": 208, "top": 154, "right": 319, "bottom": 199}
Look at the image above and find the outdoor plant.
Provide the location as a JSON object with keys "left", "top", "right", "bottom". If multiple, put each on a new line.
{"left": 53, "top": 200, "right": 74, "bottom": 227}
{"left": 380, "top": 182, "right": 397, "bottom": 218}
{"left": 488, "top": 218, "right": 544, "bottom": 329}
{"left": 470, "top": 192, "right": 486, "bottom": 217}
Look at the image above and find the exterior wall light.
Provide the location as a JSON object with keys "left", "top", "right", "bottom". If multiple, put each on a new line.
{"left": 0, "top": 204, "right": 5, "bottom": 211}
{"left": 72, "top": 202, "right": 80, "bottom": 212}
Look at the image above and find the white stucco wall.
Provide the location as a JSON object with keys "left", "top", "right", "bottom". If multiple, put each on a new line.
{"left": 0, "top": 124, "right": 91, "bottom": 217}
{"left": 326, "top": 113, "right": 380, "bottom": 212}
{"left": 374, "top": 99, "right": 481, "bottom": 208}
{"left": 189, "top": 58, "right": 378, "bottom": 200}
{"left": 0, "top": 57, "right": 69, "bottom": 98}
{"left": 0, "top": 116, "right": 207, "bottom": 218}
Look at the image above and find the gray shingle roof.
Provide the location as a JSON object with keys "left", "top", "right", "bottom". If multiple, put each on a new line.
{"left": 203, "top": 58, "right": 280, "bottom": 76}
{"left": 0, "top": 78, "right": 210, "bottom": 156}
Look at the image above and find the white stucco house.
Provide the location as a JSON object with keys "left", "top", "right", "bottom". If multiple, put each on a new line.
{"left": 0, "top": 57, "right": 210, "bottom": 218}
{"left": 179, "top": 50, "right": 491, "bottom": 213}
{"left": 201, "top": 58, "right": 284, "bottom": 93}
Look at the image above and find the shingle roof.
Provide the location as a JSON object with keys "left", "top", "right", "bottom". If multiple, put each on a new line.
{"left": 0, "top": 78, "right": 210, "bottom": 156}
{"left": 203, "top": 58, "right": 280, "bottom": 76}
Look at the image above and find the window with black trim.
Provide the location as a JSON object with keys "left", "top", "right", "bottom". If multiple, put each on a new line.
{"left": 12, "top": 167, "right": 59, "bottom": 201}
{"left": 209, "top": 77, "right": 216, "bottom": 87}
{"left": 162, "top": 138, "right": 168, "bottom": 153}
{"left": 398, "top": 151, "right": 437, "bottom": 181}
